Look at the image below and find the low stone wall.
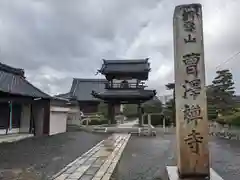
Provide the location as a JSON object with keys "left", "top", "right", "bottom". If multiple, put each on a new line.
{"left": 209, "top": 123, "right": 240, "bottom": 140}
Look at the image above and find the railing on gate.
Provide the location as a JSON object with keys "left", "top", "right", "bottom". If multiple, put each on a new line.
{"left": 105, "top": 82, "right": 146, "bottom": 89}
{"left": 142, "top": 113, "right": 166, "bottom": 132}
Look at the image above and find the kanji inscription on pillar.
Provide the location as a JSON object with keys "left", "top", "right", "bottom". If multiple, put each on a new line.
{"left": 184, "top": 129, "right": 203, "bottom": 154}
{"left": 173, "top": 3, "right": 209, "bottom": 178}
{"left": 183, "top": 104, "right": 202, "bottom": 126}
{"left": 182, "top": 79, "right": 201, "bottom": 100}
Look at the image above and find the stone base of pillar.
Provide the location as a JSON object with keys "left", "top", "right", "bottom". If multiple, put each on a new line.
{"left": 166, "top": 166, "right": 224, "bottom": 180}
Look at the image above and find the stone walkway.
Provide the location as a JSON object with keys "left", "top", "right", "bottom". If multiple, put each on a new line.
{"left": 52, "top": 133, "right": 131, "bottom": 180}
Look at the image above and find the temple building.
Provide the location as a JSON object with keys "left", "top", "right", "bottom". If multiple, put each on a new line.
{"left": 56, "top": 78, "right": 122, "bottom": 125}
{"left": 0, "top": 62, "right": 69, "bottom": 140}
{"left": 92, "top": 58, "right": 156, "bottom": 125}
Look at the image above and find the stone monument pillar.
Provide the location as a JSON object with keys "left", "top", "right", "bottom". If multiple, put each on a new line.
{"left": 173, "top": 3, "right": 209, "bottom": 178}
{"left": 167, "top": 3, "right": 223, "bottom": 179}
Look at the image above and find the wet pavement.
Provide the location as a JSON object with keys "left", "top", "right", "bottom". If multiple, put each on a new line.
{"left": 116, "top": 134, "right": 174, "bottom": 180}
{"left": 117, "top": 134, "right": 240, "bottom": 180}
{"left": 0, "top": 131, "right": 108, "bottom": 180}
{"left": 0, "top": 131, "right": 239, "bottom": 180}
{"left": 211, "top": 138, "right": 240, "bottom": 180}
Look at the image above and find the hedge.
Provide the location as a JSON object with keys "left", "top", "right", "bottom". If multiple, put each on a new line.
{"left": 230, "top": 116, "right": 240, "bottom": 126}
{"left": 125, "top": 113, "right": 139, "bottom": 118}
{"left": 217, "top": 112, "right": 240, "bottom": 126}
{"left": 82, "top": 118, "right": 108, "bottom": 125}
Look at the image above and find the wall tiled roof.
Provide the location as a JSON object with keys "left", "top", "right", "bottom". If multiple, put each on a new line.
{"left": 0, "top": 62, "right": 50, "bottom": 98}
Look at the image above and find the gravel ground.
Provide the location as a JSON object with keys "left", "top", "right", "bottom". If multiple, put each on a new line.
{"left": 116, "top": 134, "right": 240, "bottom": 180}
{"left": 0, "top": 131, "right": 108, "bottom": 180}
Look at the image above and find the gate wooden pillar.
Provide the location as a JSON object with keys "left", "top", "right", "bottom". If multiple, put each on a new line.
{"left": 138, "top": 104, "right": 143, "bottom": 127}
{"left": 108, "top": 103, "right": 116, "bottom": 124}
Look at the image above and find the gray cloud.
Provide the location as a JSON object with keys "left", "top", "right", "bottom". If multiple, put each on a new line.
{"left": 0, "top": 0, "right": 239, "bottom": 96}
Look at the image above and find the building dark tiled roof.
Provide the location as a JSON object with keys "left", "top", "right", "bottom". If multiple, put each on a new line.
{"left": 91, "top": 89, "right": 156, "bottom": 102}
{"left": 0, "top": 62, "right": 25, "bottom": 76}
{"left": 56, "top": 78, "right": 157, "bottom": 103}
{"left": 98, "top": 59, "right": 150, "bottom": 74}
{"left": 0, "top": 62, "right": 50, "bottom": 98}
{"left": 69, "top": 78, "right": 107, "bottom": 101}
{"left": 143, "top": 95, "right": 161, "bottom": 105}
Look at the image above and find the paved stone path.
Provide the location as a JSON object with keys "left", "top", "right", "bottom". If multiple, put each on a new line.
{"left": 52, "top": 133, "right": 131, "bottom": 180}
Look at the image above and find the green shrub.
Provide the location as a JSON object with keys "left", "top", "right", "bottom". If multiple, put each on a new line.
{"left": 82, "top": 118, "right": 108, "bottom": 125}
{"left": 216, "top": 118, "right": 226, "bottom": 125}
{"left": 217, "top": 112, "right": 240, "bottom": 126}
{"left": 208, "top": 113, "right": 218, "bottom": 120}
{"left": 228, "top": 116, "right": 240, "bottom": 126}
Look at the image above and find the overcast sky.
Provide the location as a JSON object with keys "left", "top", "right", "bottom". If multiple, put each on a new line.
{"left": 0, "top": 0, "right": 239, "bottom": 96}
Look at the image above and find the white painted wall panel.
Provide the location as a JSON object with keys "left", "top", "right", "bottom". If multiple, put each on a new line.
{"left": 49, "top": 112, "right": 67, "bottom": 135}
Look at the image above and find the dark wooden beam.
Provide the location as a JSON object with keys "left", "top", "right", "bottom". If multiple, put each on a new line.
{"left": 43, "top": 100, "right": 50, "bottom": 135}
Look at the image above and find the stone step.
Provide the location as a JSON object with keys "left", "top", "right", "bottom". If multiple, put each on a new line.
{"left": 92, "top": 127, "right": 107, "bottom": 133}
{"left": 129, "top": 128, "right": 156, "bottom": 136}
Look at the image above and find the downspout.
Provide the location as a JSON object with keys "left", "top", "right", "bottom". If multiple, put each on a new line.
{"left": 9, "top": 101, "right": 12, "bottom": 130}
{"left": 8, "top": 101, "right": 13, "bottom": 134}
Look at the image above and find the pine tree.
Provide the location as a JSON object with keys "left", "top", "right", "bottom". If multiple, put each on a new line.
{"left": 211, "top": 69, "right": 236, "bottom": 115}
{"left": 206, "top": 85, "right": 218, "bottom": 120}
{"left": 164, "top": 83, "right": 175, "bottom": 125}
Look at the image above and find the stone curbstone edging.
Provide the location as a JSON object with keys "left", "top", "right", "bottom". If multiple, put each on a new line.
{"left": 209, "top": 131, "right": 240, "bottom": 140}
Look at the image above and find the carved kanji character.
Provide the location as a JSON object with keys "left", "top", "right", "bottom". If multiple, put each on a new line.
{"left": 184, "top": 129, "right": 203, "bottom": 154}
{"left": 184, "top": 34, "right": 196, "bottom": 43}
{"left": 183, "top": 104, "right": 202, "bottom": 126}
{"left": 182, "top": 79, "right": 201, "bottom": 100}
{"left": 181, "top": 6, "right": 200, "bottom": 32}
{"left": 182, "top": 53, "right": 200, "bottom": 77}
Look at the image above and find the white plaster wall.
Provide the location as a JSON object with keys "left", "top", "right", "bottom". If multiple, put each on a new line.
{"left": 67, "top": 107, "right": 81, "bottom": 126}
{"left": 49, "top": 111, "right": 67, "bottom": 135}
{"left": 67, "top": 113, "right": 81, "bottom": 125}
{"left": 120, "top": 104, "right": 124, "bottom": 112}
{"left": 20, "top": 104, "right": 31, "bottom": 133}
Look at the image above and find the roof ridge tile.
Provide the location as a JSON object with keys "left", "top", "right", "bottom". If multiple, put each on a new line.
{"left": 0, "top": 62, "right": 25, "bottom": 76}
